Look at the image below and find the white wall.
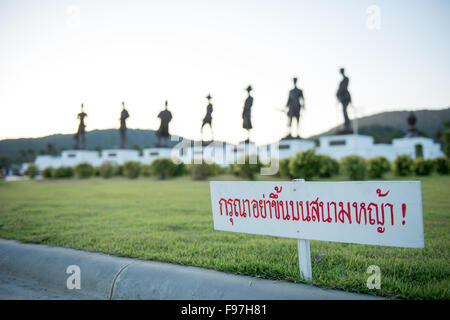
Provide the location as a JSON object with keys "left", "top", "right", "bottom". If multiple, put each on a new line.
{"left": 33, "top": 135, "right": 445, "bottom": 170}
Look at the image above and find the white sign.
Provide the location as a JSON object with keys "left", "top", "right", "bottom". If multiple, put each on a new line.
{"left": 210, "top": 181, "right": 424, "bottom": 248}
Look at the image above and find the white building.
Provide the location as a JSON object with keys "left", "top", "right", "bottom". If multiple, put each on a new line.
{"left": 33, "top": 134, "right": 444, "bottom": 170}
{"left": 315, "top": 135, "right": 444, "bottom": 161}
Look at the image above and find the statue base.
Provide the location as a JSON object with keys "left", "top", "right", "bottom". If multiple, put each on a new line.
{"left": 277, "top": 138, "right": 315, "bottom": 159}
{"left": 392, "top": 136, "right": 444, "bottom": 160}
{"left": 316, "top": 134, "right": 373, "bottom": 160}
{"left": 201, "top": 140, "right": 214, "bottom": 147}
{"left": 316, "top": 134, "right": 445, "bottom": 161}
{"left": 281, "top": 134, "right": 303, "bottom": 141}
{"left": 60, "top": 150, "right": 101, "bottom": 167}
{"left": 101, "top": 149, "right": 140, "bottom": 165}
{"left": 142, "top": 147, "right": 173, "bottom": 164}
{"left": 36, "top": 150, "right": 101, "bottom": 169}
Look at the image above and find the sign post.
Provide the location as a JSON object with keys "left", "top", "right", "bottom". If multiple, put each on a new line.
{"left": 293, "top": 179, "right": 312, "bottom": 282}
{"left": 210, "top": 180, "right": 425, "bottom": 282}
{"left": 297, "top": 238, "right": 312, "bottom": 281}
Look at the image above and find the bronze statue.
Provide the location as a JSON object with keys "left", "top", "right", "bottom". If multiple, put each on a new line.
{"left": 119, "top": 101, "right": 130, "bottom": 148}
{"left": 336, "top": 68, "right": 353, "bottom": 134}
{"left": 406, "top": 112, "right": 418, "bottom": 137}
{"left": 285, "top": 77, "right": 305, "bottom": 138}
{"left": 201, "top": 94, "right": 214, "bottom": 141}
{"left": 242, "top": 85, "right": 253, "bottom": 142}
{"left": 156, "top": 100, "right": 172, "bottom": 147}
{"left": 74, "top": 103, "right": 87, "bottom": 149}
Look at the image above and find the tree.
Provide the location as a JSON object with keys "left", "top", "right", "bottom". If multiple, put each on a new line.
{"left": 443, "top": 131, "right": 450, "bottom": 158}
{"left": 289, "top": 149, "right": 320, "bottom": 181}
{"left": 47, "top": 143, "right": 56, "bottom": 155}
{"left": 27, "top": 149, "right": 35, "bottom": 157}
{"left": 0, "top": 156, "right": 12, "bottom": 170}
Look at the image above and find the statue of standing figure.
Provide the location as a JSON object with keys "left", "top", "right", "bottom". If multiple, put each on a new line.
{"left": 201, "top": 94, "right": 214, "bottom": 141}
{"left": 119, "top": 101, "right": 130, "bottom": 148}
{"left": 336, "top": 68, "right": 353, "bottom": 134}
{"left": 156, "top": 100, "right": 173, "bottom": 147}
{"left": 285, "top": 77, "right": 305, "bottom": 138}
{"left": 74, "top": 103, "right": 87, "bottom": 149}
{"left": 242, "top": 85, "right": 253, "bottom": 142}
{"left": 406, "top": 112, "right": 418, "bottom": 137}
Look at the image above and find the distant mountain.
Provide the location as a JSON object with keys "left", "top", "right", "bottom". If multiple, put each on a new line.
{"left": 1, "top": 107, "right": 449, "bottom": 164}
{"left": 0, "top": 129, "right": 182, "bottom": 162}
{"left": 311, "top": 107, "right": 450, "bottom": 143}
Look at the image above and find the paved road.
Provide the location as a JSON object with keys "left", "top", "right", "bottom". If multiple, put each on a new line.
{"left": 0, "top": 239, "right": 384, "bottom": 300}
{"left": 0, "top": 274, "right": 94, "bottom": 300}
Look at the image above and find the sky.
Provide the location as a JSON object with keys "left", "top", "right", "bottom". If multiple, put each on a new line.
{"left": 0, "top": 0, "right": 449, "bottom": 144}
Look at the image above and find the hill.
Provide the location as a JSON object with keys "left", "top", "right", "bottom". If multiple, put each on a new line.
{"left": 1, "top": 107, "right": 449, "bottom": 165}
{"left": 311, "top": 107, "right": 450, "bottom": 143}
{"left": 0, "top": 129, "right": 182, "bottom": 164}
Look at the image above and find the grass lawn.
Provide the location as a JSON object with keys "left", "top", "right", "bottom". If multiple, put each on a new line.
{"left": 0, "top": 174, "right": 448, "bottom": 299}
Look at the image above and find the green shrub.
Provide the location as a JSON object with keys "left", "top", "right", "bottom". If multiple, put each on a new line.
{"left": 42, "top": 167, "right": 53, "bottom": 179}
{"left": 52, "top": 166, "right": 74, "bottom": 179}
{"left": 140, "top": 164, "right": 153, "bottom": 177}
{"left": 188, "top": 162, "right": 224, "bottom": 180}
{"left": 99, "top": 161, "right": 115, "bottom": 178}
{"left": 190, "top": 162, "right": 212, "bottom": 180}
{"left": 230, "top": 155, "right": 262, "bottom": 180}
{"left": 74, "top": 163, "right": 94, "bottom": 178}
{"left": 317, "top": 154, "right": 339, "bottom": 178}
{"left": 433, "top": 157, "right": 449, "bottom": 175}
{"left": 443, "top": 131, "right": 450, "bottom": 158}
{"left": 413, "top": 158, "right": 434, "bottom": 176}
{"left": 174, "top": 162, "right": 188, "bottom": 177}
{"left": 123, "top": 161, "right": 141, "bottom": 179}
{"left": 279, "top": 158, "right": 293, "bottom": 178}
{"left": 113, "top": 164, "right": 123, "bottom": 176}
{"left": 93, "top": 166, "right": 101, "bottom": 177}
{"left": 148, "top": 158, "right": 176, "bottom": 179}
{"left": 367, "top": 156, "right": 391, "bottom": 179}
{"left": 288, "top": 149, "right": 319, "bottom": 181}
{"left": 25, "top": 163, "right": 39, "bottom": 179}
{"left": 341, "top": 155, "right": 367, "bottom": 180}
{"left": 210, "top": 163, "right": 226, "bottom": 176}
{"left": 393, "top": 155, "right": 414, "bottom": 176}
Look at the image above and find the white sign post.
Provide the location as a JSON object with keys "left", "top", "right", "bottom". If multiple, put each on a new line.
{"left": 294, "top": 179, "right": 312, "bottom": 282}
{"left": 210, "top": 180, "right": 425, "bottom": 282}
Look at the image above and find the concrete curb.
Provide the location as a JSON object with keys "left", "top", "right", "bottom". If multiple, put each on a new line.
{"left": 0, "top": 239, "right": 383, "bottom": 300}
{"left": 0, "top": 239, "right": 133, "bottom": 299}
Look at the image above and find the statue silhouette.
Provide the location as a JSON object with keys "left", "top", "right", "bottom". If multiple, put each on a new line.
{"left": 201, "top": 94, "right": 214, "bottom": 141}
{"left": 285, "top": 77, "right": 305, "bottom": 138}
{"left": 120, "top": 101, "right": 130, "bottom": 148}
{"left": 74, "top": 103, "right": 87, "bottom": 150}
{"left": 406, "top": 112, "right": 419, "bottom": 137}
{"left": 242, "top": 85, "right": 253, "bottom": 142}
{"left": 156, "top": 100, "right": 172, "bottom": 147}
{"left": 336, "top": 68, "right": 353, "bottom": 134}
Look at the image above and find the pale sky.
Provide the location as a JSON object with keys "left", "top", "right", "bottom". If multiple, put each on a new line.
{"left": 1, "top": 0, "right": 449, "bottom": 144}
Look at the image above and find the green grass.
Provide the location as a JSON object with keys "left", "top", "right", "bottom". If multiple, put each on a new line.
{"left": 0, "top": 174, "right": 449, "bottom": 299}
